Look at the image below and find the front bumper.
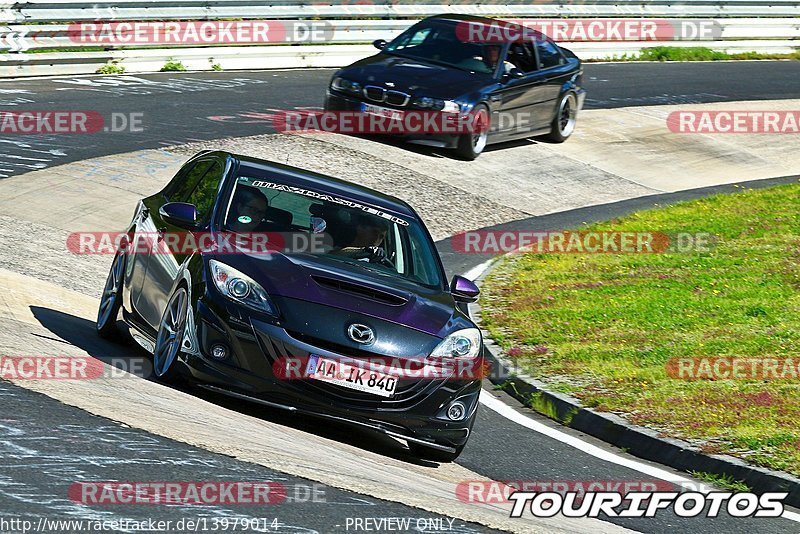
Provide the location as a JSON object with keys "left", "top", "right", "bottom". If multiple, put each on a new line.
{"left": 324, "top": 90, "right": 461, "bottom": 149}
{"left": 179, "top": 296, "right": 482, "bottom": 450}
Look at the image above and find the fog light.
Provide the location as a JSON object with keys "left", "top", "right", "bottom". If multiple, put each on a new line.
{"left": 447, "top": 401, "right": 466, "bottom": 421}
{"left": 210, "top": 344, "right": 229, "bottom": 360}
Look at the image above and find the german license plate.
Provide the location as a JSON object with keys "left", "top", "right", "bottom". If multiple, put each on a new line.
{"left": 306, "top": 355, "right": 398, "bottom": 397}
{"left": 360, "top": 102, "right": 404, "bottom": 121}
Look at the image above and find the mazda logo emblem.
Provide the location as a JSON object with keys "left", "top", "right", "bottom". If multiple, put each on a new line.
{"left": 347, "top": 323, "right": 375, "bottom": 345}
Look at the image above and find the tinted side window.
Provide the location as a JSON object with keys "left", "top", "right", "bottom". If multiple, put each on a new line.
{"left": 536, "top": 39, "right": 564, "bottom": 69}
{"left": 508, "top": 42, "right": 537, "bottom": 73}
{"left": 167, "top": 160, "right": 214, "bottom": 202}
{"left": 184, "top": 162, "right": 224, "bottom": 224}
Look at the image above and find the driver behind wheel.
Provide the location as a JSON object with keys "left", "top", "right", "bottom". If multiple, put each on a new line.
{"left": 332, "top": 213, "right": 389, "bottom": 262}
{"left": 482, "top": 44, "right": 514, "bottom": 75}
{"left": 228, "top": 186, "right": 269, "bottom": 232}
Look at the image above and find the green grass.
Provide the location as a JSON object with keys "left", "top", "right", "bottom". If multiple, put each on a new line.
{"left": 160, "top": 58, "right": 187, "bottom": 72}
{"left": 96, "top": 62, "right": 125, "bottom": 74}
{"left": 481, "top": 182, "right": 800, "bottom": 476}
{"left": 588, "top": 46, "right": 800, "bottom": 62}
{"left": 690, "top": 471, "right": 751, "bottom": 492}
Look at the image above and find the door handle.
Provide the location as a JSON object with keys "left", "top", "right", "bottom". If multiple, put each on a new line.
{"left": 489, "top": 95, "right": 502, "bottom": 102}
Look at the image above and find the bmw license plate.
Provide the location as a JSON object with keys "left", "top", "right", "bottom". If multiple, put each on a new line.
{"left": 306, "top": 355, "right": 398, "bottom": 397}
{"left": 360, "top": 102, "right": 404, "bottom": 121}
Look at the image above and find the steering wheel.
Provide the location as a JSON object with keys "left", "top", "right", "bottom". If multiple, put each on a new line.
{"left": 364, "top": 246, "right": 395, "bottom": 269}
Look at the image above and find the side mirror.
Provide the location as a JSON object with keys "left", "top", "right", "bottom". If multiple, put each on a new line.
{"left": 373, "top": 39, "right": 387, "bottom": 50}
{"left": 451, "top": 275, "right": 480, "bottom": 303}
{"left": 159, "top": 202, "right": 198, "bottom": 229}
{"left": 506, "top": 68, "right": 525, "bottom": 80}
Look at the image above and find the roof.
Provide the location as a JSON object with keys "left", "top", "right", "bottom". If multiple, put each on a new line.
{"left": 425, "top": 13, "right": 546, "bottom": 41}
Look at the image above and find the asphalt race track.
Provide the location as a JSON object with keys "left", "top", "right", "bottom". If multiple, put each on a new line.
{"left": 1, "top": 61, "right": 799, "bottom": 533}
{"left": 1, "top": 61, "right": 799, "bottom": 179}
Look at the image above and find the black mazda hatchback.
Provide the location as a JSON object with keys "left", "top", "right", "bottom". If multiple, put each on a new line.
{"left": 97, "top": 150, "right": 485, "bottom": 461}
{"left": 325, "top": 14, "right": 585, "bottom": 159}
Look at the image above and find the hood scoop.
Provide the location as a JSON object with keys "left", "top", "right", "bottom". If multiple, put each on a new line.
{"left": 311, "top": 275, "right": 408, "bottom": 307}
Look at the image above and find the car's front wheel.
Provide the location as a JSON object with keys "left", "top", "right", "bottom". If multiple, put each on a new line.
{"left": 153, "top": 286, "right": 189, "bottom": 381}
{"left": 455, "top": 104, "right": 490, "bottom": 160}
{"left": 546, "top": 91, "right": 578, "bottom": 143}
{"left": 96, "top": 252, "right": 125, "bottom": 340}
{"left": 408, "top": 442, "right": 465, "bottom": 463}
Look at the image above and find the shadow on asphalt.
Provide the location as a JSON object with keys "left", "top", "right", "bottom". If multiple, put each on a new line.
{"left": 347, "top": 132, "right": 546, "bottom": 160}
{"left": 29, "top": 306, "right": 440, "bottom": 468}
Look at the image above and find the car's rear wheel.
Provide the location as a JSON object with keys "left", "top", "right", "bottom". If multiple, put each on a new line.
{"left": 455, "top": 104, "right": 490, "bottom": 160}
{"left": 408, "top": 442, "right": 465, "bottom": 463}
{"left": 546, "top": 92, "right": 578, "bottom": 143}
{"left": 153, "top": 287, "right": 189, "bottom": 381}
{"left": 96, "top": 252, "right": 125, "bottom": 340}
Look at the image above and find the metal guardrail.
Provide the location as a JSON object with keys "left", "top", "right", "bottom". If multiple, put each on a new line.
{"left": 3, "top": 1, "right": 800, "bottom": 22}
{"left": 0, "top": 2, "right": 798, "bottom": 76}
{"left": 2, "top": 19, "right": 800, "bottom": 52}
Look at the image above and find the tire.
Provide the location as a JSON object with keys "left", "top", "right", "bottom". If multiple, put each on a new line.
{"left": 408, "top": 442, "right": 465, "bottom": 463}
{"left": 454, "top": 104, "right": 490, "bottom": 160}
{"left": 96, "top": 252, "right": 125, "bottom": 340}
{"left": 152, "top": 286, "right": 189, "bottom": 382}
{"left": 545, "top": 92, "right": 578, "bottom": 143}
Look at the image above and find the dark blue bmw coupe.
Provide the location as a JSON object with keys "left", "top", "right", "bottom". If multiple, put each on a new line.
{"left": 325, "top": 14, "right": 586, "bottom": 159}
{"left": 97, "top": 150, "right": 484, "bottom": 461}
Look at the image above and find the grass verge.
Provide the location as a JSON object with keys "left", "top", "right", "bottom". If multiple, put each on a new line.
{"left": 587, "top": 46, "right": 800, "bottom": 62}
{"left": 481, "top": 182, "right": 800, "bottom": 476}
{"left": 690, "top": 471, "right": 751, "bottom": 492}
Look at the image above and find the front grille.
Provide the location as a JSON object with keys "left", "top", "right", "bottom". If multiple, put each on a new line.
{"left": 364, "top": 85, "right": 386, "bottom": 102}
{"left": 386, "top": 90, "right": 410, "bottom": 106}
{"left": 363, "top": 86, "right": 410, "bottom": 107}
{"left": 265, "top": 329, "right": 441, "bottom": 408}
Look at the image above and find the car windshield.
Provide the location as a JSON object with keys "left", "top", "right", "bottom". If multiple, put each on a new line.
{"left": 384, "top": 19, "right": 498, "bottom": 75}
{"left": 223, "top": 171, "right": 444, "bottom": 289}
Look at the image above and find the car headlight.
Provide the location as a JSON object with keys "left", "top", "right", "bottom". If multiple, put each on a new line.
{"left": 439, "top": 100, "right": 461, "bottom": 113}
{"left": 411, "top": 97, "right": 461, "bottom": 114}
{"left": 430, "top": 328, "right": 482, "bottom": 359}
{"left": 331, "top": 77, "right": 362, "bottom": 95}
{"left": 209, "top": 260, "right": 277, "bottom": 316}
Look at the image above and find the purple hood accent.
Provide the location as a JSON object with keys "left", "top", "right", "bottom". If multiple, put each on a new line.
{"left": 220, "top": 252, "right": 457, "bottom": 338}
